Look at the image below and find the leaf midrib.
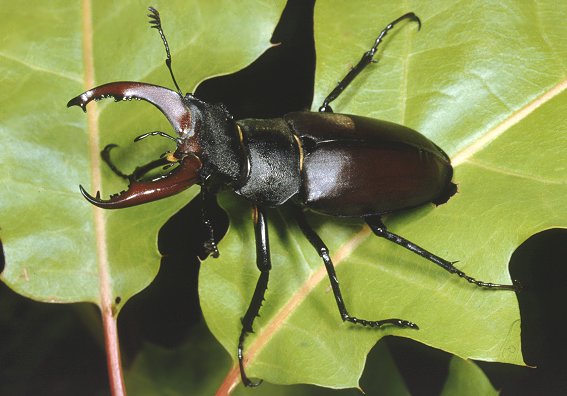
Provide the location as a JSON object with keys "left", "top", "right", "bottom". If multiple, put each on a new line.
{"left": 81, "top": 0, "right": 111, "bottom": 310}
{"left": 452, "top": 77, "right": 567, "bottom": 166}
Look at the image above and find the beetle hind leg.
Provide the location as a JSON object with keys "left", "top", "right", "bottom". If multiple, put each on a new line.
{"left": 365, "top": 216, "right": 517, "bottom": 291}
{"left": 295, "top": 210, "right": 418, "bottom": 330}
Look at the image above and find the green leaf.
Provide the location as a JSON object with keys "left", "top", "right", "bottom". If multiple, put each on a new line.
{"left": 440, "top": 357, "right": 498, "bottom": 396}
{"left": 124, "top": 323, "right": 232, "bottom": 396}
{"left": 0, "top": 0, "right": 285, "bottom": 305}
{"left": 3, "top": 0, "right": 566, "bottom": 392}
{"left": 125, "top": 322, "right": 409, "bottom": 395}
{"left": 200, "top": 0, "right": 566, "bottom": 389}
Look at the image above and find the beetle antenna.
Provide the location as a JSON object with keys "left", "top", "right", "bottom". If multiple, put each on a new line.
{"left": 318, "top": 12, "right": 421, "bottom": 113}
{"left": 148, "top": 7, "right": 183, "bottom": 95}
{"left": 134, "top": 130, "right": 178, "bottom": 143}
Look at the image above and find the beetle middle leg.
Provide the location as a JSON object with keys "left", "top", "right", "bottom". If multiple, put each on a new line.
{"left": 295, "top": 209, "right": 418, "bottom": 329}
{"left": 365, "top": 216, "right": 517, "bottom": 290}
{"left": 318, "top": 12, "right": 421, "bottom": 113}
{"left": 101, "top": 143, "right": 172, "bottom": 181}
{"left": 238, "top": 205, "right": 271, "bottom": 387}
{"left": 101, "top": 129, "right": 179, "bottom": 181}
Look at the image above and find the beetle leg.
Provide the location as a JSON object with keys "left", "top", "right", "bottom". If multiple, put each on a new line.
{"left": 101, "top": 144, "right": 130, "bottom": 180}
{"left": 365, "top": 216, "right": 517, "bottom": 291}
{"left": 295, "top": 210, "right": 418, "bottom": 329}
{"left": 131, "top": 157, "right": 174, "bottom": 181}
{"left": 200, "top": 188, "right": 220, "bottom": 258}
{"left": 238, "top": 206, "right": 271, "bottom": 387}
{"left": 318, "top": 12, "right": 421, "bottom": 113}
{"left": 101, "top": 143, "right": 173, "bottom": 181}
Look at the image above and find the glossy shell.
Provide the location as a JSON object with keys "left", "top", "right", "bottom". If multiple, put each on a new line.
{"left": 285, "top": 112, "right": 454, "bottom": 217}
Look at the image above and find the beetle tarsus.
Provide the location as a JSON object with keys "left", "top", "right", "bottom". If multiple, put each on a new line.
{"left": 343, "top": 314, "right": 418, "bottom": 329}
{"left": 203, "top": 240, "right": 219, "bottom": 258}
{"left": 365, "top": 216, "right": 518, "bottom": 291}
{"left": 238, "top": 332, "right": 263, "bottom": 387}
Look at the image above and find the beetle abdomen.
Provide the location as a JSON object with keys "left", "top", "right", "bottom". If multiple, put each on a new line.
{"left": 285, "top": 112, "right": 454, "bottom": 217}
{"left": 299, "top": 140, "right": 453, "bottom": 216}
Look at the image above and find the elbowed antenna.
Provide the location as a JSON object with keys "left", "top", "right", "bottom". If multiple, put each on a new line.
{"left": 148, "top": 6, "right": 183, "bottom": 95}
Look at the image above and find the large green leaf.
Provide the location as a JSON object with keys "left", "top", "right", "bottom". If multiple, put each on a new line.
{"left": 2, "top": 0, "right": 566, "bottom": 393}
{"left": 125, "top": 322, "right": 410, "bottom": 395}
{"left": 200, "top": 0, "right": 567, "bottom": 390}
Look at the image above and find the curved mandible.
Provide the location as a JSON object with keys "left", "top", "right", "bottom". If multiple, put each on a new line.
{"left": 79, "top": 155, "right": 202, "bottom": 209}
{"left": 67, "top": 82, "right": 193, "bottom": 137}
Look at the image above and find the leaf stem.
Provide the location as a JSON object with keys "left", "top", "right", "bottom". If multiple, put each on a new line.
{"left": 81, "top": 0, "right": 126, "bottom": 394}
{"left": 102, "top": 305, "right": 126, "bottom": 396}
{"left": 215, "top": 364, "right": 240, "bottom": 395}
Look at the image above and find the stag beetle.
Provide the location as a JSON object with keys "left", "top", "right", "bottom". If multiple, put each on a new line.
{"left": 68, "top": 7, "right": 516, "bottom": 387}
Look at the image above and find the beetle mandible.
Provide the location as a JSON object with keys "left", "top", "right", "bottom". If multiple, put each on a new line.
{"left": 68, "top": 7, "right": 516, "bottom": 387}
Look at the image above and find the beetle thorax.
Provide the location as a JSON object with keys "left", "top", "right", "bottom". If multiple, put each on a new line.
{"left": 183, "top": 98, "right": 246, "bottom": 189}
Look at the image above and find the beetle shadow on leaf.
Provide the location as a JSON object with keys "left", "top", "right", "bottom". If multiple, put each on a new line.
{"left": 196, "top": 0, "right": 315, "bottom": 119}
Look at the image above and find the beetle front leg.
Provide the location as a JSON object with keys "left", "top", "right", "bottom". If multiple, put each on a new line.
{"left": 295, "top": 209, "right": 418, "bottom": 329}
{"left": 365, "top": 216, "right": 517, "bottom": 291}
{"left": 238, "top": 206, "right": 271, "bottom": 387}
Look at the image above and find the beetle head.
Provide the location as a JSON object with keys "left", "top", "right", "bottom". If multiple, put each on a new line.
{"left": 68, "top": 82, "right": 204, "bottom": 208}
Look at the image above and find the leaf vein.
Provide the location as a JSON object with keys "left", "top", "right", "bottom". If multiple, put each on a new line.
{"left": 0, "top": 51, "right": 82, "bottom": 83}
{"left": 465, "top": 158, "right": 566, "bottom": 185}
{"left": 452, "top": 77, "right": 567, "bottom": 166}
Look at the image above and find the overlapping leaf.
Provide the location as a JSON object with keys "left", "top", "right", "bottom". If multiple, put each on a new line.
{"left": 1, "top": 0, "right": 566, "bottom": 392}
{"left": 200, "top": 0, "right": 567, "bottom": 389}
